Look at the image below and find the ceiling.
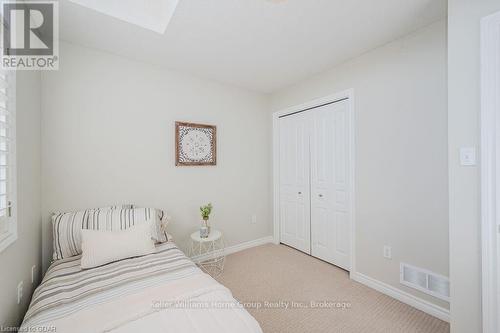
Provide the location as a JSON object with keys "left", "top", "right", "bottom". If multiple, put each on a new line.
{"left": 59, "top": 0, "right": 447, "bottom": 93}
{"left": 67, "top": 0, "right": 179, "bottom": 34}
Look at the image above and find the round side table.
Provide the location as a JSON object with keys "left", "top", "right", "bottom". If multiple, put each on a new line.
{"left": 189, "top": 229, "right": 225, "bottom": 277}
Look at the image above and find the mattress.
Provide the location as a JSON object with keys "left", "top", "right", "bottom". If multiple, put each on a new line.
{"left": 21, "top": 242, "right": 262, "bottom": 333}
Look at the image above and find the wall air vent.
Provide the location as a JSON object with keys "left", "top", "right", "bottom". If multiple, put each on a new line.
{"left": 400, "top": 263, "right": 449, "bottom": 302}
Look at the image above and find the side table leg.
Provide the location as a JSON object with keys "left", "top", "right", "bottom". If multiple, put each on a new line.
{"left": 220, "top": 237, "right": 225, "bottom": 271}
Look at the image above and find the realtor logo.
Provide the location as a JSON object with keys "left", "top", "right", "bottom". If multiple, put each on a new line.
{"left": 1, "top": 1, "right": 59, "bottom": 70}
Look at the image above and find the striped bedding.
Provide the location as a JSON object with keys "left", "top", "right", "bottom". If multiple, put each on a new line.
{"left": 21, "top": 242, "right": 262, "bottom": 333}
{"left": 52, "top": 207, "right": 168, "bottom": 260}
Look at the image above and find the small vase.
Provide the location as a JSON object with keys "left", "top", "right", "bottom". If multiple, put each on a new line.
{"left": 200, "top": 219, "right": 210, "bottom": 238}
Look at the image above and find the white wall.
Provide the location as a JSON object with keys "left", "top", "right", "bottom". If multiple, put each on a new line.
{"left": 40, "top": 42, "right": 271, "bottom": 271}
{"left": 448, "top": 1, "right": 500, "bottom": 332}
{"left": 270, "top": 21, "right": 449, "bottom": 309}
{"left": 0, "top": 71, "right": 42, "bottom": 326}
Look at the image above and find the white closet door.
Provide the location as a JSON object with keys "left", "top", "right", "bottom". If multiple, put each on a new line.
{"left": 279, "top": 112, "right": 311, "bottom": 254}
{"left": 310, "top": 100, "right": 351, "bottom": 270}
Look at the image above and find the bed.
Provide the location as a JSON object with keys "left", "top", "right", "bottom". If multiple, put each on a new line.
{"left": 20, "top": 241, "right": 263, "bottom": 333}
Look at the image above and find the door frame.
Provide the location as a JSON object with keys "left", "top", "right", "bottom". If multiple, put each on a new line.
{"left": 272, "top": 89, "right": 356, "bottom": 271}
{"left": 480, "top": 10, "right": 500, "bottom": 333}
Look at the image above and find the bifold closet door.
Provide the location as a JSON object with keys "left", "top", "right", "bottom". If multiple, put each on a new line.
{"left": 310, "top": 100, "right": 351, "bottom": 270}
{"left": 279, "top": 112, "right": 311, "bottom": 254}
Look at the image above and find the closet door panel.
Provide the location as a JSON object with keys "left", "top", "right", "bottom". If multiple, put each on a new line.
{"left": 310, "top": 104, "right": 335, "bottom": 263}
{"left": 310, "top": 100, "right": 351, "bottom": 270}
{"left": 333, "top": 108, "right": 350, "bottom": 259}
{"left": 279, "top": 113, "right": 311, "bottom": 254}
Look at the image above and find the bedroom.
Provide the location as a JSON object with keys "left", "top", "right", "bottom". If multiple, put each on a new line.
{"left": 1, "top": 0, "right": 499, "bottom": 332}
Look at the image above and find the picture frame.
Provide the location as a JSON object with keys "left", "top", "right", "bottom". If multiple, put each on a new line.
{"left": 175, "top": 121, "right": 217, "bottom": 166}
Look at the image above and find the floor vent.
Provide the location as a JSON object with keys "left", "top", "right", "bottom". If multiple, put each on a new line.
{"left": 400, "top": 263, "right": 449, "bottom": 302}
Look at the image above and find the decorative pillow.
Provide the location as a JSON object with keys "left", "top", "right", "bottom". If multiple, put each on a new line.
{"left": 52, "top": 206, "right": 168, "bottom": 260}
{"left": 80, "top": 222, "right": 156, "bottom": 269}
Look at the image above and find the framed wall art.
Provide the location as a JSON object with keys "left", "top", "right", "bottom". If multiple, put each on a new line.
{"left": 175, "top": 122, "right": 217, "bottom": 166}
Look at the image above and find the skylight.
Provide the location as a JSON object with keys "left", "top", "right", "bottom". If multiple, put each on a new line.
{"left": 68, "top": 0, "right": 179, "bottom": 34}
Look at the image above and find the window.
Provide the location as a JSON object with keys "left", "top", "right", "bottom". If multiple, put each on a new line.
{"left": 0, "top": 68, "right": 16, "bottom": 252}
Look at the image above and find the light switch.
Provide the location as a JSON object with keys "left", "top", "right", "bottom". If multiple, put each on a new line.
{"left": 460, "top": 147, "right": 476, "bottom": 166}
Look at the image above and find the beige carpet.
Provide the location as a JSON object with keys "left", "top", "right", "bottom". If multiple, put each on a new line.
{"left": 215, "top": 243, "right": 449, "bottom": 333}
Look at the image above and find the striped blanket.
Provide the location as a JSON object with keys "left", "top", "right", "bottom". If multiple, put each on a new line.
{"left": 21, "top": 243, "right": 262, "bottom": 333}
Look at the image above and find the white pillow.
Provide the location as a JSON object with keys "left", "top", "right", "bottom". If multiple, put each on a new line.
{"left": 81, "top": 221, "right": 156, "bottom": 269}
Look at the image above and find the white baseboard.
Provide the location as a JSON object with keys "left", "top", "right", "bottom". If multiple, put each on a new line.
{"left": 350, "top": 272, "right": 450, "bottom": 322}
{"left": 190, "top": 238, "right": 450, "bottom": 322}
{"left": 191, "top": 236, "right": 274, "bottom": 263}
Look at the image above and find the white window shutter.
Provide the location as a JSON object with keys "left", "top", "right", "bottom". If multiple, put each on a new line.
{"left": 0, "top": 67, "right": 17, "bottom": 251}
